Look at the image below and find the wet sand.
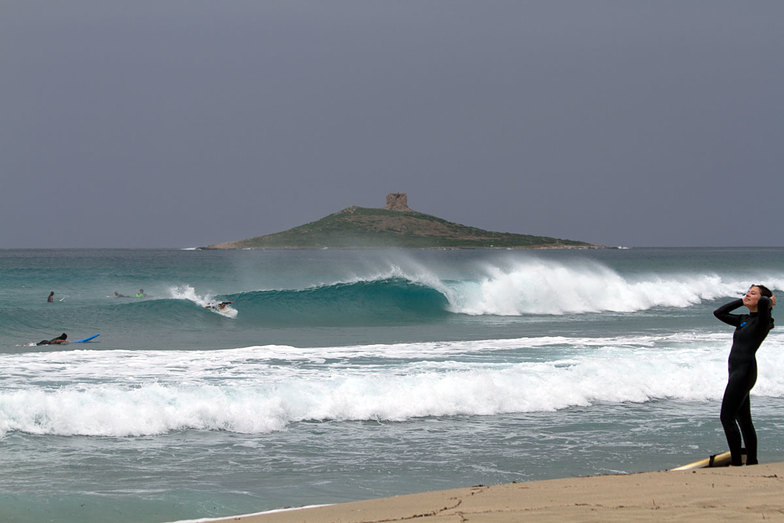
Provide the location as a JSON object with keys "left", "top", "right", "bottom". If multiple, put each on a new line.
{"left": 201, "top": 461, "right": 784, "bottom": 522}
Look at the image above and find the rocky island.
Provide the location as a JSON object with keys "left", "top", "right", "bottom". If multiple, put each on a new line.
{"left": 204, "top": 193, "right": 600, "bottom": 250}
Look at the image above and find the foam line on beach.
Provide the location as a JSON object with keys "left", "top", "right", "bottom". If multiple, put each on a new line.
{"left": 173, "top": 504, "right": 332, "bottom": 523}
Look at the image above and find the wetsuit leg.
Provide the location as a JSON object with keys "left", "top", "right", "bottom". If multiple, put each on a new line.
{"left": 720, "top": 365, "right": 756, "bottom": 466}
{"left": 736, "top": 394, "right": 758, "bottom": 465}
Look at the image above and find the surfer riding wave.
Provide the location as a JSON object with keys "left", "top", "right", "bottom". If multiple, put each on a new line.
{"left": 205, "top": 301, "right": 234, "bottom": 311}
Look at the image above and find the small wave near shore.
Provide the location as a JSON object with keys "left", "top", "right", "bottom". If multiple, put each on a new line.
{"left": 2, "top": 331, "right": 783, "bottom": 437}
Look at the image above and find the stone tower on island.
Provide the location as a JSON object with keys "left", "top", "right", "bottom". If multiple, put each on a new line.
{"left": 384, "top": 193, "right": 411, "bottom": 211}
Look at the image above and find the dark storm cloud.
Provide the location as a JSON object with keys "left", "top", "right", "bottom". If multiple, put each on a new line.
{"left": 2, "top": 1, "right": 783, "bottom": 247}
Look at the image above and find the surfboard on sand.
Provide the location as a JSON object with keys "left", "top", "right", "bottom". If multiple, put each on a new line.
{"left": 670, "top": 450, "right": 745, "bottom": 471}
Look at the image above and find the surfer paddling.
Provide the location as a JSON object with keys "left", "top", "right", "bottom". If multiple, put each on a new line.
{"left": 37, "top": 333, "right": 68, "bottom": 345}
{"left": 714, "top": 285, "right": 776, "bottom": 466}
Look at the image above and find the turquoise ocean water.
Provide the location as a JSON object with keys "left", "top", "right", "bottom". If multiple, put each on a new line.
{"left": 1, "top": 248, "right": 784, "bottom": 522}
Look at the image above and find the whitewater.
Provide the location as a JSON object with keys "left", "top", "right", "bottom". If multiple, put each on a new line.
{"left": 1, "top": 247, "right": 783, "bottom": 522}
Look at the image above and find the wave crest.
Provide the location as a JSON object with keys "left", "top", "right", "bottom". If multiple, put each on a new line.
{"left": 445, "top": 260, "right": 771, "bottom": 315}
{"left": 116, "top": 260, "right": 784, "bottom": 323}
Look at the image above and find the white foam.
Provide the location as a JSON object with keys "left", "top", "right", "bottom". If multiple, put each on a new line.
{"left": 311, "top": 257, "right": 784, "bottom": 316}
{"left": 1, "top": 332, "right": 783, "bottom": 437}
{"left": 166, "top": 259, "right": 784, "bottom": 318}
{"left": 172, "top": 504, "right": 332, "bottom": 523}
{"left": 168, "top": 284, "right": 237, "bottom": 317}
{"left": 442, "top": 260, "right": 768, "bottom": 315}
{"left": 168, "top": 284, "right": 213, "bottom": 307}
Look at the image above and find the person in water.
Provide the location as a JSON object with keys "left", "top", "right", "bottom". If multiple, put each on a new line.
{"left": 205, "top": 301, "right": 234, "bottom": 310}
{"left": 136, "top": 289, "right": 145, "bottom": 298}
{"left": 714, "top": 284, "right": 776, "bottom": 466}
{"left": 47, "top": 291, "right": 55, "bottom": 302}
{"left": 37, "top": 333, "right": 68, "bottom": 345}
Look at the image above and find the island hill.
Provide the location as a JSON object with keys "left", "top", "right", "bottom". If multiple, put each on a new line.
{"left": 204, "top": 193, "right": 600, "bottom": 250}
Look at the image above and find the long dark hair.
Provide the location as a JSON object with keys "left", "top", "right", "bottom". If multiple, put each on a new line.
{"left": 754, "top": 284, "right": 773, "bottom": 298}
{"left": 753, "top": 284, "right": 775, "bottom": 329}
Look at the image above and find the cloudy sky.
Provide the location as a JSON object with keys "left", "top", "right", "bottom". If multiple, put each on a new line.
{"left": 3, "top": 1, "right": 782, "bottom": 248}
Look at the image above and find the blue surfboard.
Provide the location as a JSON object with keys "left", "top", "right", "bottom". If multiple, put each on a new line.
{"left": 72, "top": 334, "right": 100, "bottom": 343}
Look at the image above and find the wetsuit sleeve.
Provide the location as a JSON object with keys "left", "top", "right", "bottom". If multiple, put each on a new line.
{"left": 714, "top": 298, "right": 744, "bottom": 327}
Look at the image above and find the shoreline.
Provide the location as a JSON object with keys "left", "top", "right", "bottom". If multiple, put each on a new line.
{"left": 185, "top": 461, "right": 784, "bottom": 522}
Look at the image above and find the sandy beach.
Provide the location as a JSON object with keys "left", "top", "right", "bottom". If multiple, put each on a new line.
{"left": 203, "top": 462, "right": 784, "bottom": 522}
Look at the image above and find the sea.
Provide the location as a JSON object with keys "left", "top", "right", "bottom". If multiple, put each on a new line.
{"left": 1, "top": 247, "right": 783, "bottom": 523}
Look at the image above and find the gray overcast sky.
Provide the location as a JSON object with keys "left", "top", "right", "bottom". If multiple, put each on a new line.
{"left": 2, "top": 1, "right": 783, "bottom": 248}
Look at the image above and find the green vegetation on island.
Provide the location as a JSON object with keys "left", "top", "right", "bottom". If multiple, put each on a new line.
{"left": 205, "top": 195, "right": 599, "bottom": 250}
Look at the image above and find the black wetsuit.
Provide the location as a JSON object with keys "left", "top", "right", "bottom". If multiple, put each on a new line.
{"left": 713, "top": 297, "right": 773, "bottom": 466}
{"left": 37, "top": 334, "right": 67, "bottom": 346}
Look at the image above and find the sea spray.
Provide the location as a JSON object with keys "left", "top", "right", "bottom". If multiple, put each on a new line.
{"left": 446, "top": 259, "right": 762, "bottom": 315}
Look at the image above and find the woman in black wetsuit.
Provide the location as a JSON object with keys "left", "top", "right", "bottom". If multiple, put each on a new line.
{"left": 714, "top": 285, "right": 776, "bottom": 466}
